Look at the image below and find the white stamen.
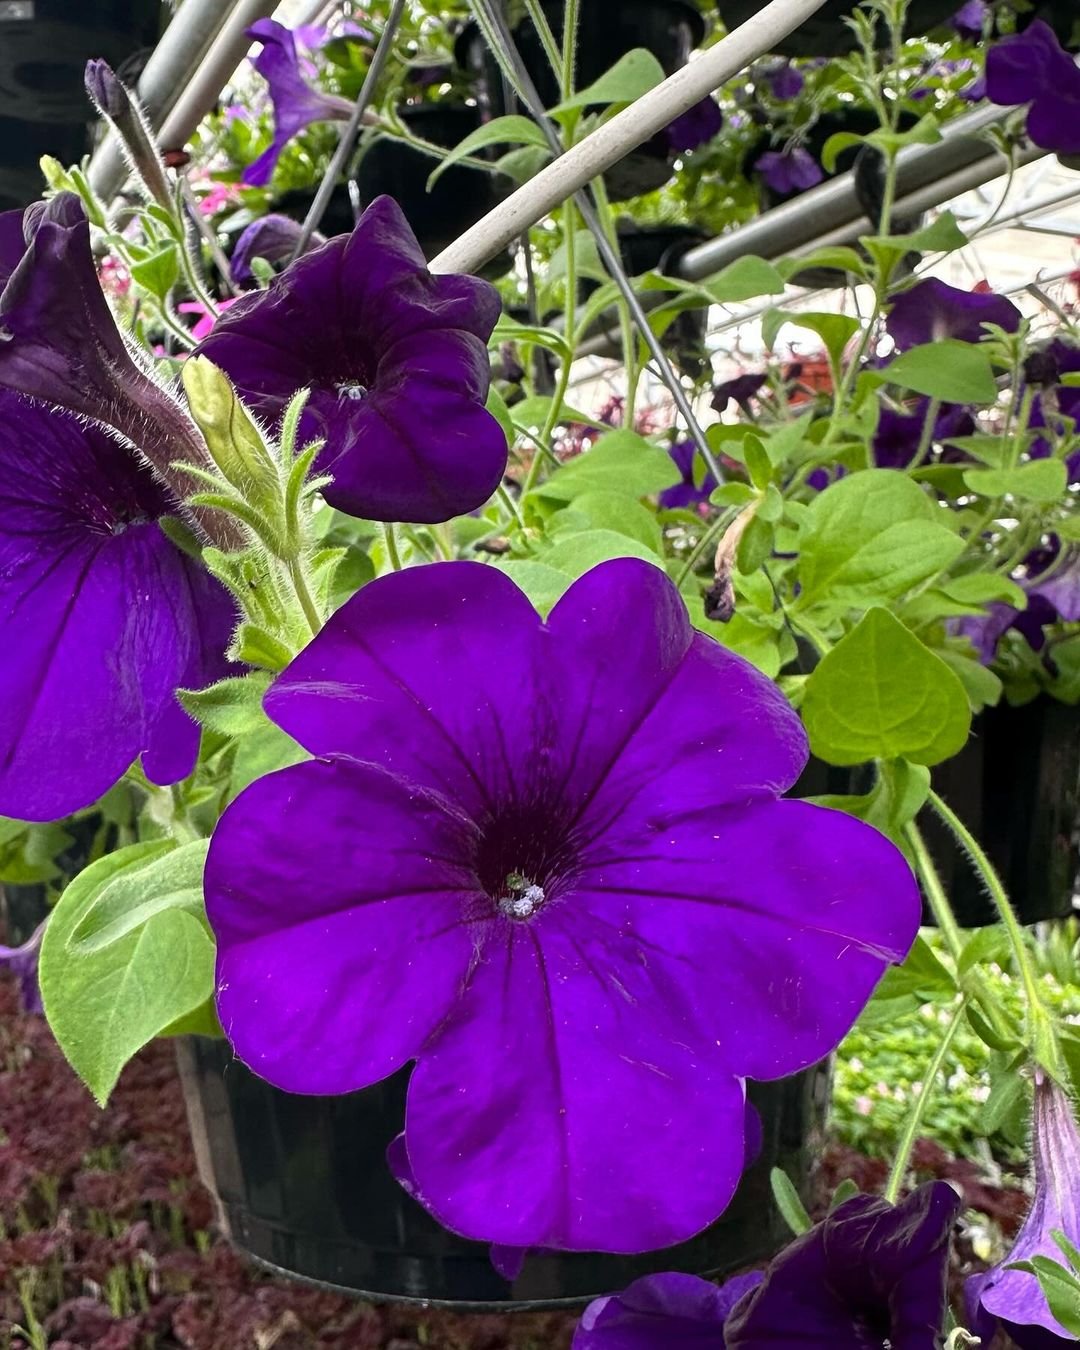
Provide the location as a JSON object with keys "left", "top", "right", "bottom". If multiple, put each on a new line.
{"left": 500, "top": 883, "right": 545, "bottom": 919}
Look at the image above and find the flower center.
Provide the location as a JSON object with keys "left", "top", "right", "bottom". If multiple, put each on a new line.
{"left": 473, "top": 800, "right": 580, "bottom": 921}
{"left": 497, "top": 875, "right": 546, "bottom": 920}
{"left": 336, "top": 381, "right": 368, "bottom": 401}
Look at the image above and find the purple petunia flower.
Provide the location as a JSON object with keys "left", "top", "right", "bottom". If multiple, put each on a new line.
{"left": 0, "top": 393, "right": 235, "bottom": 822}
{"left": 885, "top": 277, "right": 1022, "bottom": 351}
{"left": 229, "top": 213, "right": 323, "bottom": 285}
{"left": 1028, "top": 338, "right": 1080, "bottom": 482}
{"left": 660, "top": 439, "right": 718, "bottom": 509}
{"left": 951, "top": 543, "right": 1080, "bottom": 665}
{"left": 951, "top": 0, "right": 989, "bottom": 40}
{"left": 242, "top": 19, "right": 354, "bottom": 187}
{"left": 754, "top": 147, "right": 824, "bottom": 196}
{"left": 197, "top": 195, "right": 507, "bottom": 525}
{"left": 573, "top": 1183, "right": 961, "bottom": 1348}
{"left": 664, "top": 97, "right": 723, "bottom": 152}
{"left": 711, "top": 372, "right": 767, "bottom": 415}
{"left": 0, "top": 196, "right": 225, "bottom": 542}
{"left": 986, "top": 20, "right": 1080, "bottom": 157}
{"left": 872, "top": 398, "right": 975, "bottom": 469}
{"left": 765, "top": 61, "right": 804, "bottom": 100}
{"left": 204, "top": 558, "right": 920, "bottom": 1254}
{"left": 0, "top": 919, "right": 46, "bottom": 1014}
{"left": 968, "top": 1075, "right": 1080, "bottom": 1348}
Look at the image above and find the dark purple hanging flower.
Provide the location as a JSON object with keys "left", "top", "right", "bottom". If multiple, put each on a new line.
{"left": 664, "top": 97, "right": 723, "bottom": 152}
{"left": 711, "top": 372, "right": 767, "bottom": 415}
{"left": 951, "top": 543, "right": 1080, "bottom": 664}
{"left": 573, "top": 1183, "right": 961, "bottom": 1348}
{"left": 230, "top": 212, "right": 323, "bottom": 285}
{"left": 205, "top": 558, "right": 920, "bottom": 1254}
{"left": 872, "top": 398, "right": 974, "bottom": 469}
{"left": 660, "top": 439, "right": 718, "bottom": 509}
{"left": 197, "top": 195, "right": 507, "bottom": 525}
{"left": 967, "top": 1075, "right": 1080, "bottom": 1348}
{"left": 0, "top": 394, "right": 235, "bottom": 822}
{"left": 986, "top": 20, "right": 1080, "bottom": 156}
{"left": 0, "top": 919, "right": 45, "bottom": 1014}
{"left": 754, "top": 147, "right": 824, "bottom": 195}
{"left": 885, "top": 277, "right": 1021, "bottom": 350}
{"left": 765, "top": 61, "right": 804, "bottom": 100}
{"left": 1028, "top": 338, "right": 1080, "bottom": 481}
{"left": 951, "top": 0, "right": 988, "bottom": 40}
{"left": 242, "top": 20, "right": 354, "bottom": 187}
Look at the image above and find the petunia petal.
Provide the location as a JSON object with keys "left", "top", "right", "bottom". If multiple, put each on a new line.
{"left": 574, "top": 1269, "right": 763, "bottom": 1349}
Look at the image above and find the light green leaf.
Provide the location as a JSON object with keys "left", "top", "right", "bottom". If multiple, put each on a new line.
{"left": 536, "top": 430, "right": 680, "bottom": 502}
{"left": 427, "top": 115, "right": 549, "bottom": 189}
{"left": 884, "top": 341, "right": 998, "bottom": 404}
{"left": 538, "top": 528, "right": 663, "bottom": 578}
{"left": 700, "top": 255, "right": 785, "bottom": 304}
{"left": 763, "top": 310, "right": 860, "bottom": 368}
{"left": 554, "top": 491, "right": 662, "bottom": 550}
{"left": 963, "top": 459, "right": 1068, "bottom": 503}
{"left": 937, "top": 646, "right": 1004, "bottom": 712}
{"left": 491, "top": 315, "right": 572, "bottom": 362}
{"left": 821, "top": 130, "right": 866, "bottom": 174}
{"left": 179, "top": 674, "right": 272, "bottom": 737}
{"left": 130, "top": 243, "right": 179, "bottom": 302}
{"left": 493, "top": 560, "right": 574, "bottom": 616}
{"left": 897, "top": 211, "right": 968, "bottom": 254}
{"left": 777, "top": 247, "right": 869, "bottom": 282}
{"left": 68, "top": 838, "right": 209, "bottom": 954}
{"left": 770, "top": 1167, "right": 812, "bottom": 1236}
{"left": 229, "top": 721, "right": 308, "bottom": 799}
{"left": 486, "top": 385, "right": 515, "bottom": 448}
{"left": 802, "top": 608, "right": 972, "bottom": 765}
{"left": 550, "top": 49, "right": 665, "bottom": 112}
{"left": 809, "top": 758, "right": 931, "bottom": 852}
{"left": 39, "top": 842, "right": 216, "bottom": 1104}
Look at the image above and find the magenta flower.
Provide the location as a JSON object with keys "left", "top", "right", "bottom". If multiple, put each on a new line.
{"left": 0, "top": 919, "right": 46, "bottom": 1014}
{"left": 574, "top": 1183, "right": 961, "bottom": 1348}
{"left": 885, "top": 277, "right": 1021, "bottom": 350}
{"left": 197, "top": 195, "right": 507, "bottom": 525}
{"left": 754, "top": 147, "right": 823, "bottom": 196}
{"left": 230, "top": 213, "right": 323, "bottom": 285}
{"left": 242, "top": 19, "right": 353, "bottom": 187}
{"left": 0, "top": 393, "right": 235, "bottom": 822}
{"left": 968, "top": 1075, "right": 1080, "bottom": 1348}
{"left": 205, "top": 558, "right": 919, "bottom": 1254}
{"left": 986, "top": 20, "right": 1080, "bottom": 156}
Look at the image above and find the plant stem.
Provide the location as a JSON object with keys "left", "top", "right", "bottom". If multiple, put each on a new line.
{"left": 907, "top": 396, "right": 942, "bottom": 472}
{"left": 497, "top": 481, "right": 525, "bottom": 530}
{"left": 287, "top": 558, "right": 323, "bottom": 637}
{"left": 883, "top": 997, "right": 967, "bottom": 1204}
{"left": 382, "top": 520, "right": 404, "bottom": 572}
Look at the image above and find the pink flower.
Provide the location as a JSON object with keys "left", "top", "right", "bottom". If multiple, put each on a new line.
{"left": 178, "top": 297, "right": 239, "bottom": 342}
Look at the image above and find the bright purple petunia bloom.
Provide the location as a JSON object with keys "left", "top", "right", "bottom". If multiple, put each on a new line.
{"left": 241, "top": 20, "right": 354, "bottom": 187}
{"left": 573, "top": 1183, "right": 961, "bottom": 1348}
{"left": 197, "top": 195, "right": 507, "bottom": 525}
{"left": 885, "top": 277, "right": 1021, "bottom": 351}
{"left": 754, "top": 147, "right": 824, "bottom": 195}
{"left": 968, "top": 1075, "right": 1080, "bottom": 1348}
{"left": 952, "top": 542, "right": 1080, "bottom": 665}
{"left": 951, "top": 0, "right": 988, "bottom": 40}
{"left": 765, "top": 61, "right": 804, "bottom": 100}
{"left": 0, "top": 392, "right": 236, "bottom": 822}
{"left": 660, "top": 439, "right": 718, "bottom": 509}
{"left": 664, "top": 97, "right": 723, "bottom": 152}
{"left": 205, "top": 558, "right": 920, "bottom": 1254}
{"left": 872, "top": 398, "right": 974, "bottom": 469}
{"left": 986, "top": 20, "right": 1080, "bottom": 157}
{"left": 230, "top": 213, "right": 323, "bottom": 285}
{"left": 0, "top": 919, "right": 46, "bottom": 1014}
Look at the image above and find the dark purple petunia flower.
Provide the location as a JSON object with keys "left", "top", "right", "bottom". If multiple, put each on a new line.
{"left": 204, "top": 558, "right": 920, "bottom": 1253}
{"left": 986, "top": 20, "right": 1080, "bottom": 156}
{"left": 660, "top": 439, "right": 718, "bottom": 509}
{"left": 968, "top": 1075, "right": 1080, "bottom": 1348}
{"left": 230, "top": 212, "right": 323, "bottom": 285}
{"left": 765, "top": 61, "right": 804, "bottom": 100}
{"left": 885, "top": 277, "right": 1022, "bottom": 351}
{"left": 0, "top": 392, "right": 235, "bottom": 822}
{"left": 0, "top": 196, "right": 222, "bottom": 535}
{"left": 0, "top": 919, "right": 46, "bottom": 1014}
{"left": 665, "top": 97, "right": 723, "bottom": 152}
{"left": 951, "top": 0, "right": 988, "bottom": 40}
{"left": 197, "top": 195, "right": 507, "bottom": 525}
{"left": 754, "top": 147, "right": 824, "bottom": 196}
{"left": 242, "top": 19, "right": 354, "bottom": 187}
{"left": 1028, "top": 338, "right": 1080, "bottom": 482}
{"left": 872, "top": 398, "right": 974, "bottom": 469}
{"left": 574, "top": 1269, "right": 764, "bottom": 1348}
{"left": 951, "top": 542, "right": 1080, "bottom": 664}
{"left": 711, "top": 372, "right": 767, "bottom": 415}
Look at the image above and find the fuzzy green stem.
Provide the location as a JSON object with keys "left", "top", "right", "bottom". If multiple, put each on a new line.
{"left": 383, "top": 521, "right": 404, "bottom": 572}
{"left": 287, "top": 558, "right": 323, "bottom": 637}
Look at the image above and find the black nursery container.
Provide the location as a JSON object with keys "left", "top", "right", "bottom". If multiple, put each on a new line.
{"left": 715, "top": 0, "right": 958, "bottom": 56}
{"left": 0, "top": 0, "right": 162, "bottom": 122}
{"left": 919, "top": 698, "right": 1080, "bottom": 928}
{"left": 456, "top": 0, "right": 705, "bottom": 202}
{"left": 178, "top": 1037, "right": 829, "bottom": 1309}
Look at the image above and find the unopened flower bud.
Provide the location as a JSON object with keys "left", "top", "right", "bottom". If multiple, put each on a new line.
{"left": 83, "top": 58, "right": 174, "bottom": 212}
{"left": 84, "top": 58, "right": 127, "bottom": 119}
{"left": 182, "top": 357, "right": 281, "bottom": 504}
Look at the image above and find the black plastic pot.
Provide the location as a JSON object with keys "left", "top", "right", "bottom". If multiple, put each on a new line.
{"left": 918, "top": 698, "right": 1080, "bottom": 929}
{"left": 456, "top": 0, "right": 705, "bottom": 202}
{"left": 355, "top": 103, "right": 511, "bottom": 272}
{"left": 0, "top": 0, "right": 162, "bottom": 122}
{"left": 715, "top": 0, "right": 959, "bottom": 57}
{"left": 178, "top": 1036, "right": 829, "bottom": 1308}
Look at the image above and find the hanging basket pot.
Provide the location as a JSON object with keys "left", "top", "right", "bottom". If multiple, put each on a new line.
{"left": 0, "top": 0, "right": 162, "bottom": 122}
{"left": 456, "top": 0, "right": 705, "bottom": 202}
{"left": 919, "top": 697, "right": 1080, "bottom": 928}
{"left": 714, "top": 0, "right": 959, "bottom": 57}
{"left": 354, "top": 103, "right": 512, "bottom": 273}
{"left": 178, "top": 1036, "right": 829, "bottom": 1309}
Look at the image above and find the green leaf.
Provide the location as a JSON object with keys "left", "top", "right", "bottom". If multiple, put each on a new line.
{"left": 938, "top": 574, "right": 1026, "bottom": 607}
{"left": 830, "top": 1178, "right": 860, "bottom": 1210}
{"left": 536, "top": 430, "right": 680, "bottom": 502}
{"left": 178, "top": 674, "right": 272, "bottom": 737}
{"left": 777, "top": 247, "right": 869, "bottom": 282}
{"left": 797, "top": 470, "right": 964, "bottom": 606}
{"left": 550, "top": 48, "right": 665, "bottom": 112}
{"left": 898, "top": 211, "right": 968, "bottom": 254}
{"left": 39, "top": 842, "right": 216, "bottom": 1104}
{"left": 228, "top": 721, "right": 308, "bottom": 799}
{"left": 493, "top": 560, "right": 574, "bottom": 616}
{"left": 884, "top": 341, "right": 998, "bottom": 404}
{"left": 770, "top": 1167, "right": 813, "bottom": 1236}
{"left": 554, "top": 491, "right": 662, "bottom": 550}
{"left": 802, "top": 608, "right": 971, "bottom": 765}
{"left": 1005, "top": 1257, "right": 1080, "bottom": 1336}
{"left": 491, "top": 315, "right": 572, "bottom": 362}
{"left": 744, "top": 434, "right": 772, "bottom": 491}
{"left": 700, "top": 255, "right": 786, "bottom": 304}
{"left": 495, "top": 144, "right": 552, "bottom": 184}
{"left": 538, "top": 528, "right": 664, "bottom": 579}
{"left": 962, "top": 459, "right": 1069, "bottom": 503}
{"left": 427, "top": 115, "right": 549, "bottom": 189}
{"left": 130, "top": 243, "right": 179, "bottom": 302}
{"left": 967, "top": 1004, "right": 1022, "bottom": 1053}
{"left": 936, "top": 646, "right": 1003, "bottom": 712}
{"left": 69, "top": 838, "right": 210, "bottom": 954}
{"left": 809, "top": 758, "right": 931, "bottom": 851}
{"left": 873, "top": 933, "right": 958, "bottom": 1002}
{"left": 763, "top": 311, "right": 859, "bottom": 368}
{"left": 821, "top": 130, "right": 866, "bottom": 173}
{"left": 486, "top": 385, "right": 515, "bottom": 448}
